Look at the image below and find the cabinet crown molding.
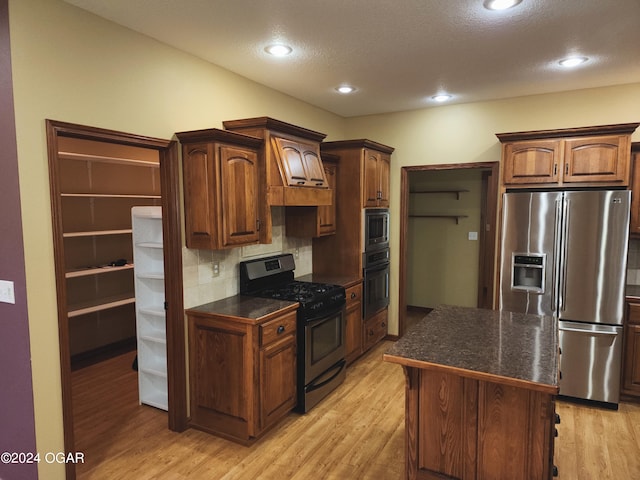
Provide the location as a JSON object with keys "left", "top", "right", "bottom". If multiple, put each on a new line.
{"left": 496, "top": 122, "right": 640, "bottom": 143}
{"left": 222, "top": 117, "right": 327, "bottom": 143}
{"left": 321, "top": 139, "right": 395, "bottom": 154}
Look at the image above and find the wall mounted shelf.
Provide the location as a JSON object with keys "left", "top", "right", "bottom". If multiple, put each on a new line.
{"left": 409, "top": 214, "right": 469, "bottom": 224}
{"left": 409, "top": 189, "right": 469, "bottom": 200}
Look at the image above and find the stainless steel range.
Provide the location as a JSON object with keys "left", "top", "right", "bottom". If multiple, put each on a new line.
{"left": 239, "top": 253, "right": 347, "bottom": 412}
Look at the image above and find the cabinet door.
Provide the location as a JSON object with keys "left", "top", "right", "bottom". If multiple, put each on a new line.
{"left": 219, "top": 145, "right": 260, "bottom": 247}
{"left": 189, "top": 315, "right": 253, "bottom": 438}
{"left": 563, "top": 135, "right": 629, "bottom": 184}
{"left": 300, "top": 140, "right": 328, "bottom": 187}
{"left": 378, "top": 153, "right": 390, "bottom": 207}
{"left": 345, "top": 284, "right": 363, "bottom": 363}
{"left": 623, "top": 324, "right": 640, "bottom": 395}
{"left": 363, "top": 149, "right": 381, "bottom": 207}
{"left": 318, "top": 161, "right": 337, "bottom": 235}
{"left": 182, "top": 143, "right": 218, "bottom": 249}
{"left": 502, "top": 140, "right": 561, "bottom": 185}
{"left": 630, "top": 152, "right": 640, "bottom": 234}
{"left": 260, "top": 334, "right": 297, "bottom": 430}
{"left": 274, "top": 137, "right": 327, "bottom": 188}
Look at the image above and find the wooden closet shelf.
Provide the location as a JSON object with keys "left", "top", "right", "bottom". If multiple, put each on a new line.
{"left": 68, "top": 295, "right": 135, "bottom": 318}
{"left": 60, "top": 193, "right": 161, "bottom": 199}
{"left": 58, "top": 151, "right": 159, "bottom": 167}
{"left": 63, "top": 229, "right": 132, "bottom": 238}
{"left": 66, "top": 264, "right": 134, "bottom": 278}
{"left": 409, "top": 214, "right": 469, "bottom": 224}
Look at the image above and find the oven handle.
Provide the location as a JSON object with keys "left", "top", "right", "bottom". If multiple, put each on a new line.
{"left": 306, "top": 361, "right": 346, "bottom": 393}
{"left": 305, "top": 302, "right": 346, "bottom": 325}
{"left": 364, "top": 262, "right": 390, "bottom": 274}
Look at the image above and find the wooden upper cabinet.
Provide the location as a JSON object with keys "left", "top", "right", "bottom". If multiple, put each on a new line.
{"left": 176, "top": 128, "right": 263, "bottom": 250}
{"left": 363, "top": 149, "right": 391, "bottom": 207}
{"left": 498, "top": 123, "right": 639, "bottom": 188}
{"left": 630, "top": 144, "right": 640, "bottom": 235}
{"left": 223, "top": 117, "right": 331, "bottom": 207}
{"left": 318, "top": 158, "right": 338, "bottom": 235}
{"left": 273, "top": 137, "right": 328, "bottom": 188}
{"left": 285, "top": 153, "right": 338, "bottom": 238}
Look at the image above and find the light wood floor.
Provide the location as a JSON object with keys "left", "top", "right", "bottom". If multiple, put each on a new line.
{"left": 72, "top": 339, "right": 640, "bottom": 479}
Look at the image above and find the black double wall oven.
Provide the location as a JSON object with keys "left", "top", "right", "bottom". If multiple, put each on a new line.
{"left": 362, "top": 208, "right": 390, "bottom": 319}
{"left": 240, "top": 254, "right": 346, "bottom": 413}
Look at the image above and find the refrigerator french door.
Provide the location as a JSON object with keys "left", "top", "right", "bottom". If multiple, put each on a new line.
{"left": 499, "top": 190, "right": 630, "bottom": 406}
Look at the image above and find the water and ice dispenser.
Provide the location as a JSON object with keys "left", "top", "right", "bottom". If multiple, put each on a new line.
{"left": 511, "top": 254, "right": 546, "bottom": 293}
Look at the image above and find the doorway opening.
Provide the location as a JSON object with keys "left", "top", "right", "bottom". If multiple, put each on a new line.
{"left": 46, "top": 120, "right": 186, "bottom": 479}
{"left": 398, "top": 162, "right": 499, "bottom": 336}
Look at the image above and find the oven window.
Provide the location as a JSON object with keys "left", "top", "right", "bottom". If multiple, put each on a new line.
{"left": 310, "top": 314, "right": 343, "bottom": 364}
{"left": 368, "top": 216, "right": 387, "bottom": 242}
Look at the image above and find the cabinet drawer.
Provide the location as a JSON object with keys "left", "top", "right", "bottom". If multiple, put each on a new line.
{"left": 345, "top": 283, "right": 362, "bottom": 309}
{"left": 260, "top": 311, "right": 297, "bottom": 346}
{"left": 628, "top": 302, "right": 640, "bottom": 325}
{"left": 364, "top": 308, "right": 387, "bottom": 351}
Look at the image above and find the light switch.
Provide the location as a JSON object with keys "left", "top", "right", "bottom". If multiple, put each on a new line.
{"left": 0, "top": 280, "right": 16, "bottom": 304}
{"left": 468, "top": 232, "right": 478, "bottom": 241}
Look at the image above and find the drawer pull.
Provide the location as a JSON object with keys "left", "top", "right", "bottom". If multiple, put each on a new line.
{"left": 381, "top": 322, "right": 386, "bottom": 328}
{"left": 351, "top": 292, "right": 357, "bottom": 299}
{"left": 277, "top": 325, "right": 285, "bottom": 334}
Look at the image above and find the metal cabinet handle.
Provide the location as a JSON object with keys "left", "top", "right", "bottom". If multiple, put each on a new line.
{"left": 277, "top": 325, "right": 285, "bottom": 334}
{"left": 351, "top": 292, "right": 357, "bottom": 299}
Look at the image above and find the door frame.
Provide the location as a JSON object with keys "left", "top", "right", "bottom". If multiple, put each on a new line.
{"left": 46, "top": 120, "right": 186, "bottom": 480}
{"left": 398, "top": 161, "right": 499, "bottom": 337}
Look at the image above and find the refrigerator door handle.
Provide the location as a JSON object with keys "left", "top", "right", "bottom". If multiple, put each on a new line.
{"left": 560, "top": 199, "right": 570, "bottom": 312}
{"left": 552, "top": 199, "right": 562, "bottom": 308}
{"left": 559, "top": 326, "right": 618, "bottom": 336}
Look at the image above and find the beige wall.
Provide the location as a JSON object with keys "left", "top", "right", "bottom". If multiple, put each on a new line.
{"left": 9, "top": 1, "right": 640, "bottom": 478}
{"left": 407, "top": 169, "right": 483, "bottom": 308}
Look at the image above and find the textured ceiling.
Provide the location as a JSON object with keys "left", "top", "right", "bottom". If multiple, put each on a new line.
{"left": 63, "top": 0, "right": 640, "bottom": 117}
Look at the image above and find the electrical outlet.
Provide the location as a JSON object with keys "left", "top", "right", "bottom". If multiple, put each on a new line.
{"left": 294, "top": 248, "right": 300, "bottom": 259}
{"left": 212, "top": 261, "right": 220, "bottom": 276}
{"left": 0, "top": 280, "right": 16, "bottom": 304}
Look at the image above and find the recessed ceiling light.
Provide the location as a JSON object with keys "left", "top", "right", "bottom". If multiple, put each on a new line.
{"left": 336, "top": 85, "right": 356, "bottom": 94}
{"left": 559, "top": 56, "right": 588, "bottom": 68}
{"left": 432, "top": 94, "right": 453, "bottom": 102}
{"left": 484, "top": 0, "right": 522, "bottom": 10}
{"left": 264, "top": 44, "right": 292, "bottom": 57}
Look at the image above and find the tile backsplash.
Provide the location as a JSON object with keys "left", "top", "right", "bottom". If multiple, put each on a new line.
{"left": 182, "top": 207, "right": 312, "bottom": 308}
{"left": 628, "top": 238, "right": 640, "bottom": 285}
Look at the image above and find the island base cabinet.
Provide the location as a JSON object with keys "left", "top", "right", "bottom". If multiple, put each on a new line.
{"left": 404, "top": 368, "right": 555, "bottom": 480}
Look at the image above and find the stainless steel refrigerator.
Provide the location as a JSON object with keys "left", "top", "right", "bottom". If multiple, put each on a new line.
{"left": 499, "top": 190, "right": 630, "bottom": 407}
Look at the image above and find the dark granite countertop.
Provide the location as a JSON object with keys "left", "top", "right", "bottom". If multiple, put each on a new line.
{"left": 185, "top": 295, "right": 299, "bottom": 324}
{"left": 626, "top": 285, "right": 640, "bottom": 300}
{"left": 384, "top": 304, "right": 559, "bottom": 394}
{"left": 296, "top": 273, "right": 362, "bottom": 289}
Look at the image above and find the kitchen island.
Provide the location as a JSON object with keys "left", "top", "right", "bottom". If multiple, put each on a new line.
{"left": 384, "top": 305, "right": 559, "bottom": 480}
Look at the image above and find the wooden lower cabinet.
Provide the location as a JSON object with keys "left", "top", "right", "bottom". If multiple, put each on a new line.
{"left": 187, "top": 309, "right": 297, "bottom": 444}
{"left": 363, "top": 308, "right": 388, "bottom": 352}
{"left": 345, "top": 283, "right": 363, "bottom": 364}
{"left": 623, "top": 301, "right": 640, "bottom": 396}
{"left": 405, "top": 368, "right": 555, "bottom": 480}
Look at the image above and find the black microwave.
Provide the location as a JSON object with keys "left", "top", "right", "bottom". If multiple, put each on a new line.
{"left": 363, "top": 208, "right": 389, "bottom": 252}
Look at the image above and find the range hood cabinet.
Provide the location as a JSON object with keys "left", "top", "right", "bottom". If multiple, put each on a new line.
{"left": 223, "top": 117, "right": 332, "bottom": 207}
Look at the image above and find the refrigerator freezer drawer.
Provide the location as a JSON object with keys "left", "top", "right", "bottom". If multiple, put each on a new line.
{"left": 558, "top": 321, "right": 622, "bottom": 406}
